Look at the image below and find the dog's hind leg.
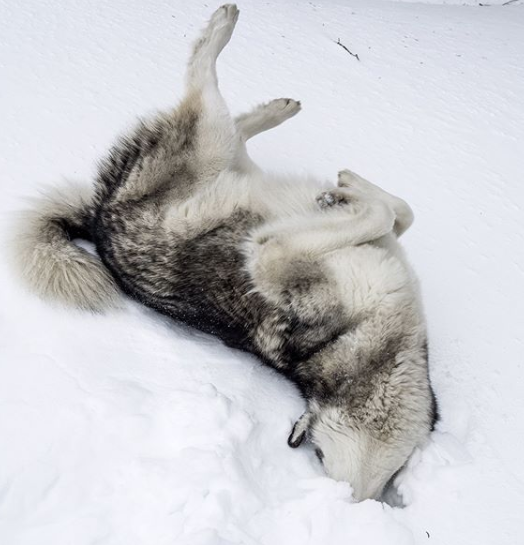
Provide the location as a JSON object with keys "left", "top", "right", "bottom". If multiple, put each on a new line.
{"left": 181, "top": 4, "right": 248, "bottom": 179}
{"left": 226, "top": 99, "right": 302, "bottom": 173}
{"left": 186, "top": 4, "right": 239, "bottom": 92}
{"left": 232, "top": 99, "right": 302, "bottom": 172}
{"left": 235, "top": 99, "right": 301, "bottom": 141}
{"left": 184, "top": 7, "right": 304, "bottom": 176}
{"left": 104, "top": 5, "right": 242, "bottom": 207}
{"left": 186, "top": 11, "right": 303, "bottom": 175}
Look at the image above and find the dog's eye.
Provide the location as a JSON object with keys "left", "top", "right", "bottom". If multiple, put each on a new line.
{"left": 315, "top": 448, "right": 324, "bottom": 462}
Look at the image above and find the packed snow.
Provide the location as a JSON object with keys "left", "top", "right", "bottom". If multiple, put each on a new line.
{"left": 1, "top": 0, "right": 523, "bottom": 544}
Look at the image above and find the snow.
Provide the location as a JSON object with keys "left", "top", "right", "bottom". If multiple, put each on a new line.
{"left": 1, "top": 0, "right": 524, "bottom": 543}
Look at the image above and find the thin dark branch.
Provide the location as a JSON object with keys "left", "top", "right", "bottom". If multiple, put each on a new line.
{"left": 486, "top": 0, "right": 519, "bottom": 7}
{"left": 335, "top": 38, "right": 360, "bottom": 62}
{"left": 481, "top": 0, "right": 521, "bottom": 5}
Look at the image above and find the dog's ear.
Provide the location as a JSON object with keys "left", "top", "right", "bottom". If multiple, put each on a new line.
{"left": 288, "top": 412, "right": 312, "bottom": 448}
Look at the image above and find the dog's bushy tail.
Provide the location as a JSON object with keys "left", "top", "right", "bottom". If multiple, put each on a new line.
{"left": 13, "top": 182, "right": 120, "bottom": 311}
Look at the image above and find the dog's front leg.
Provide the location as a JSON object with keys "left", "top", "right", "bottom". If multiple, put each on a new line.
{"left": 335, "top": 169, "right": 414, "bottom": 237}
{"left": 251, "top": 171, "right": 396, "bottom": 257}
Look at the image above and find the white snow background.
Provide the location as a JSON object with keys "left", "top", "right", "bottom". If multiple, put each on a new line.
{"left": 1, "top": 0, "right": 524, "bottom": 544}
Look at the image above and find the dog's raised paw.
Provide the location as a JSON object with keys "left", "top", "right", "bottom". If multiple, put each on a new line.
{"left": 212, "top": 4, "right": 239, "bottom": 27}
{"left": 205, "top": 4, "right": 239, "bottom": 53}
{"left": 264, "top": 98, "right": 301, "bottom": 121}
{"left": 275, "top": 98, "right": 301, "bottom": 113}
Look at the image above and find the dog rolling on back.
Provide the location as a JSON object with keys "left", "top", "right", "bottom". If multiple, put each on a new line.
{"left": 14, "top": 5, "right": 437, "bottom": 502}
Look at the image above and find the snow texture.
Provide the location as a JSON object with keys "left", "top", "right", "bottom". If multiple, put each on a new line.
{"left": 1, "top": 1, "right": 524, "bottom": 544}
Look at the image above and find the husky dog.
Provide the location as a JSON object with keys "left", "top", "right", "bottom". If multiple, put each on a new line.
{"left": 15, "top": 5, "right": 437, "bottom": 501}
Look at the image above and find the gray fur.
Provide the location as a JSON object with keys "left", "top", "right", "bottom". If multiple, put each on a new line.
{"left": 13, "top": 4, "right": 437, "bottom": 502}
{"left": 12, "top": 182, "right": 121, "bottom": 311}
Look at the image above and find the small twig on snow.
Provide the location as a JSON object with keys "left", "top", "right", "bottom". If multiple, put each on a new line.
{"left": 335, "top": 38, "right": 360, "bottom": 61}
{"left": 481, "top": 0, "right": 521, "bottom": 5}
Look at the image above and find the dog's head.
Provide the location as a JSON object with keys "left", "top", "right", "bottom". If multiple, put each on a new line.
{"left": 288, "top": 402, "right": 408, "bottom": 502}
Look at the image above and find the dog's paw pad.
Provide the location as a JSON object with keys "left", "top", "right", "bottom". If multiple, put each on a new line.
{"left": 316, "top": 190, "right": 351, "bottom": 208}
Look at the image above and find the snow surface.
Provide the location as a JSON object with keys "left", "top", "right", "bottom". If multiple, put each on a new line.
{"left": 1, "top": 1, "right": 524, "bottom": 543}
